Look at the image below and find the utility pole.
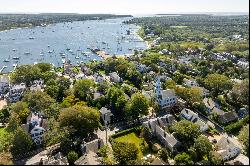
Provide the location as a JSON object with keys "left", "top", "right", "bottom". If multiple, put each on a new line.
{"left": 104, "top": 121, "right": 108, "bottom": 145}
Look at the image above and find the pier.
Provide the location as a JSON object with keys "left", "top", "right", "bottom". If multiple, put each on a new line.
{"left": 96, "top": 50, "right": 111, "bottom": 59}
{"left": 0, "top": 66, "right": 7, "bottom": 73}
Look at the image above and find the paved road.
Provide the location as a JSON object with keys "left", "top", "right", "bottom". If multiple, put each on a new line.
{"left": 96, "top": 128, "right": 116, "bottom": 147}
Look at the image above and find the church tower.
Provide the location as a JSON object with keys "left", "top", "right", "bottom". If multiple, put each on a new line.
{"left": 154, "top": 76, "right": 162, "bottom": 99}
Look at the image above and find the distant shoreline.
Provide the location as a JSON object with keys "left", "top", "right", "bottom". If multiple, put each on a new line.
{"left": 0, "top": 14, "right": 133, "bottom": 32}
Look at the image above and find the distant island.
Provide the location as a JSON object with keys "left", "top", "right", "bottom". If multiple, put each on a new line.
{"left": 0, "top": 14, "right": 133, "bottom": 31}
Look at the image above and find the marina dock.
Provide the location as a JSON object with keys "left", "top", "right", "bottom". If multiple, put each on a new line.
{"left": 96, "top": 50, "right": 111, "bottom": 59}
{"left": 0, "top": 66, "right": 7, "bottom": 73}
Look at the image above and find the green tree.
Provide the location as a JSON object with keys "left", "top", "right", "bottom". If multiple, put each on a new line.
{"left": 45, "top": 84, "right": 59, "bottom": 100}
{"left": 238, "top": 125, "right": 249, "bottom": 156}
{"left": 34, "top": 63, "right": 52, "bottom": 73}
{"left": 158, "top": 148, "right": 169, "bottom": 162}
{"left": 127, "top": 92, "right": 149, "bottom": 121}
{"left": 163, "top": 80, "right": 176, "bottom": 89}
{"left": 175, "top": 86, "right": 202, "bottom": 104}
{"left": 10, "top": 127, "right": 33, "bottom": 157}
{"left": 171, "top": 120, "right": 201, "bottom": 147}
{"left": 208, "top": 151, "right": 223, "bottom": 165}
{"left": 60, "top": 95, "right": 87, "bottom": 108}
{"left": 193, "top": 135, "right": 213, "bottom": 160}
{"left": 106, "top": 87, "right": 128, "bottom": 116}
{"left": 22, "top": 91, "right": 55, "bottom": 113}
{"left": 125, "top": 69, "right": 143, "bottom": 88}
{"left": 231, "top": 79, "right": 249, "bottom": 106}
{"left": 43, "top": 119, "right": 65, "bottom": 147}
{"left": 97, "top": 82, "right": 110, "bottom": 94}
{"left": 174, "top": 152, "right": 194, "bottom": 165}
{"left": 98, "top": 145, "right": 111, "bottom": 158}
{"left": 10, "top": 101, "right": 30, "bottom": 124}
{"left": 73, "top": 79, "right": 95, "bottom": 101}
{"left": 113, "top": 142, "right": 139, "bottom": 165}
{"left": 57, "top": 77, "right": 71, "bottom": 101}
{"left": 67, "top": 151, "right": 79, "bottom": 165}
{"left": 204, "top": 74, "right": 232, "bottom": 96}
{"left": 6, "top": 113, "right": 21, "bottom": 132}
{"left": 0, "top": 107, "right": 10, "bottom": 124}
{"left": 58, "top": 105, "right": 99, "bottom": 137}
{"left": 10, "top": 65, "right": 41, "bottom": 86}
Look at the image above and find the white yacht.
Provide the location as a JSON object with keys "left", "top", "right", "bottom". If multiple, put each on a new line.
{"left": 12, "top": 57, "right": 19, "bottom": 60}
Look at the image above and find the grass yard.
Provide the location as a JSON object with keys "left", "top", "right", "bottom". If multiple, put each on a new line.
{"left": 114, "top": 132, "right": 148, "bottom": 158}
{"left": 0, "top": 128, "right": 11, "bottom": 152}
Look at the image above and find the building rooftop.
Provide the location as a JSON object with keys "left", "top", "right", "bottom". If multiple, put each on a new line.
{"left": 0, "top": 76, "right": 9, "bottom": 83}
{"left": 99, "top": 107, "right": 112, "bottom": 115}
{"left": 161, "top": 89, "right": 176, "bottom": 99}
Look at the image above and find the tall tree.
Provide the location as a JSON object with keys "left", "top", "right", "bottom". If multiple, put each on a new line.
{"left": 174, "top": 153, "right": 194, "bottom": 165}
{"left": 127, "top": 92, "right": 149, "bottom": 121}
{"left": 208, "top": 151, "right": 223, "bottom": 165}
{"left": 10, "top": 127, "right": 33, "bottom": 157}
{"left": 171, "top": 120, "right": 201, "bottom": 147}
{"left": 73, "top": 79, "right": 95, "bottom": 101}
{"left": 204, "top": 74, "right": 232, "bottom": 96}
{"left": 10, "top": 101, "right": 30, "bottom": 124}
{"left": 193, "top": 135, "right": 213, "bottom": 160}
{"left": 113, "top": 142, "right": 139, "bottom": 165}
{"left": 238, "top": 125, "right": 249, "bottom": 156}
{"left": 231, "top": 79, "right": 249, "bottom": 106}
{"left": 58, "top": 105, "right": 99, "bottom": 137}
{"left": 22, "top": 91, "right": 55, "bottom": 113}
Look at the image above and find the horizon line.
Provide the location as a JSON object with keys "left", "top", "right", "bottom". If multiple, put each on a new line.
{"left": 0, "top": 11, "right": 249, "bottom": 15}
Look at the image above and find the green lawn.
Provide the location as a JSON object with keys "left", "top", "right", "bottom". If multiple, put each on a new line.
{"left": 0, "top": 128, "right": 11, "bottom": 152}
{"left": 114, "top": 132, "right": 148, "bottom": 158}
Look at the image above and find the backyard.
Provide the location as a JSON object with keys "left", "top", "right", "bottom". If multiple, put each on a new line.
{"left": 0, "top": 128, "right": 11, "bottom": 152}
{"left": 113, "top": 132, "right": 149, "bottom": 158}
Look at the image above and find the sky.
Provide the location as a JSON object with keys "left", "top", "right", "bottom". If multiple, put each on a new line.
{"left": 0, "top": 0, "right": 249, "bottom": 15}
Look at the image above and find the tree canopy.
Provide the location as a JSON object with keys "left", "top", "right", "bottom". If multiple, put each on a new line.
{"left": 10, "top": 127, "right": 33, "bottom": 157}
{"left": 113, "top": 142, "right": 139, "bottom": 165}
{"left": 204, "top": 74, "right": 232, "bottom": 96}
{"left": 58, "top": 105, "right": 100, "bottom": 137}
{"left": 22, "top": 91, "right": 55, "bottom": 114}
{"left": 73, "top": 79, "right": 95, "bottom": 101}
{"left": 171, "top": 120, "right": 201, "bottom": 147}
{"left": 193, "top": 135, "right": 213, "bottom": 160}
{"left": 126, "top": 92, "right": 149, "bottom": 121}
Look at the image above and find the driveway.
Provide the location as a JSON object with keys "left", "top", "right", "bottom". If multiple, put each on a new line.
{"left": 96, "top": 127, "right": 116, "bottom": 147}
{"left": 0, "top": 99, "right": 7, "bottom": 110}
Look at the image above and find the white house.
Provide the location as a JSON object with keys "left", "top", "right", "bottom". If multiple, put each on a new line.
{"left": 237, "top": 61, "right": 249, "bottom": 69}
{"left": 216, "top": 136, "right": 241, "bottom": 161}
{"left": 30, "top": 79, "right": 45, "bottom": 92}
{"left": 75, "top": 73, "right": 87, "bottom": 80}
{"left": 99, "top": 107, "right": 113, "bottom": 124}
{"left": 109, "top": 72, "right": 122, "bottom": 83}
{"left": 136, "top": 64, "right": 150, "bottom": 73}
{"left": 183, "top": 78, "right": 199, "bottom": 87}
{"left": 0, "top": 76, "right": 9, "bottom": 94}
{"left": 142, "top": 116, "right": 181, "bottom": 152}
{"left": 154, "top": 77, "right": 177, "bottom": 109}
{"left": 6, "top": 83, "right": 26, "bottom": 103}
{"left": 180, "top": 108, "right": 209, "bottom": 132}
{"left": 93, "top": 73, "right": 108, "bottom": 83}
{"left": 27, "top": 112, "right": 47, "bottom": 145}
{"left": 30, "top": 126, "right": 46, "bottom": 145}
